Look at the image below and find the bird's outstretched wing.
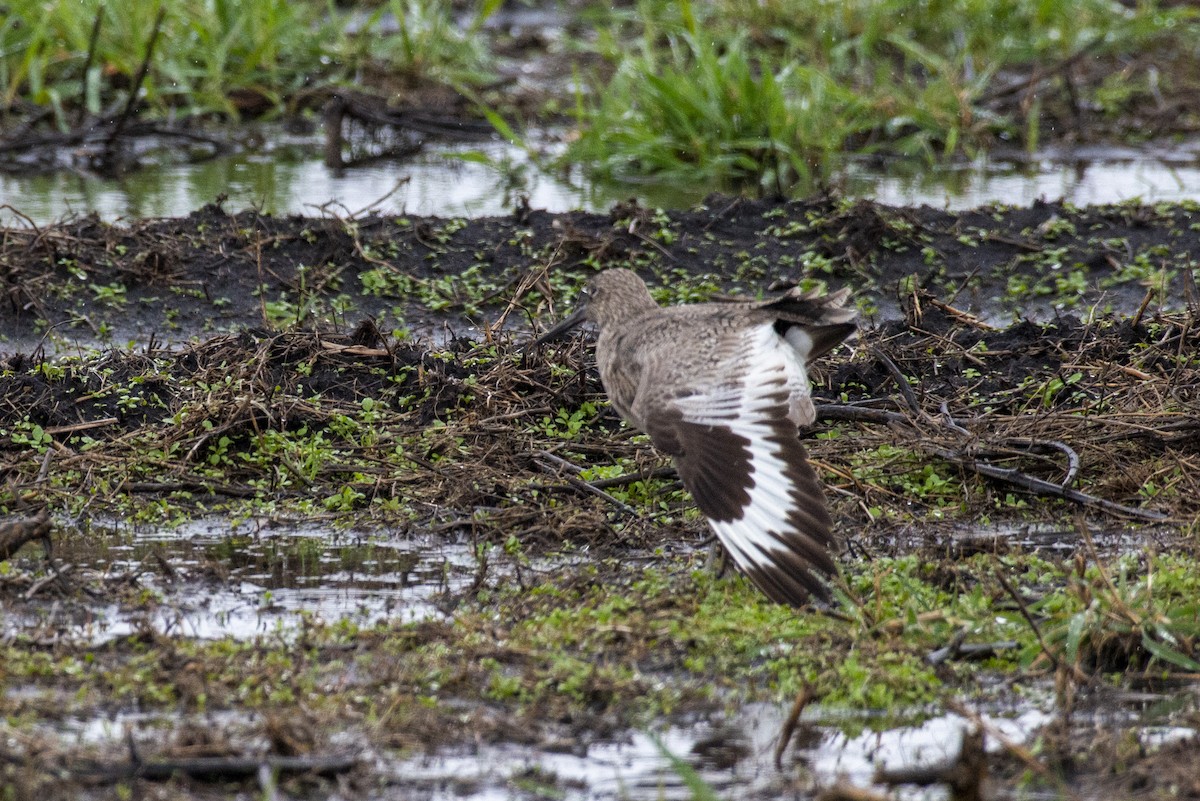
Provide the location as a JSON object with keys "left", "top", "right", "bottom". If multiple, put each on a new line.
{"left": 640, "top": 326, "right": 837, "bottom": 606}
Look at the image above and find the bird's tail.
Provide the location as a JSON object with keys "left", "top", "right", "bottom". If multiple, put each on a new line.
{"left": 766, "top": 287, "right": 858, "bottom": 360}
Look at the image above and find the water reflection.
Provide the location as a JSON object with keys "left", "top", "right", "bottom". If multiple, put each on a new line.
{"left": 0, "top": 140, "right": 594, "bottom": 224}
{"left": 850, "top": 153, "right": 1200, "bottom": 210}
{"left": 2, "top": 517, "right": 477, "bottom": 643}
{"left": 3, "top": 135, "right": 1200, "bottom": 227}
{"left": 383, "top": 702, "right": 1056, "bottom": 800}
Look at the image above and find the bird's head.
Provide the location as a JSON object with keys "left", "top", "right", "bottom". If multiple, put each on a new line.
{"left": 533, "top": 269, "right": 657, "bottom": 344}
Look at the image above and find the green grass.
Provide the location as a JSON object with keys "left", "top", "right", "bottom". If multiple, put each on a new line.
{"left": 2, "top": 0, "right": 326, "bottom": 119}
{"left": 7, "top": 549, "right": 1200, "bottom": 742}
{"left": 338, "top": 0, "right": 498, "bottom": 86}
{"left": 4, "top": 0, "right": 1199, "bottom": 200}
{"left": 1031, "top": 552, "right": 1200, "bottom": 673}
{"left": 0, "top": 0, "right": 498, "bottom": 124}
{"left": 569, "top": 28, "right": 873, "bottom": 193}
{"left": 568, "top": 0, "right": 1199, "bottom": 191}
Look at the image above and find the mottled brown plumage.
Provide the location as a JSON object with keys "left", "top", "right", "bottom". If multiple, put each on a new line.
{"left": 537, "top": 269, "right": 856, "bottom": 606}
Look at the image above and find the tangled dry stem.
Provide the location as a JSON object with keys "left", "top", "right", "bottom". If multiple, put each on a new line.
{"left": 1, "top": 299, "right": 1198, "bottom": 556}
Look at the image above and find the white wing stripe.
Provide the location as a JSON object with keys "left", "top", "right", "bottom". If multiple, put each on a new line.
{"left": 674, "top": 325, "right": 810, "bottom": 574}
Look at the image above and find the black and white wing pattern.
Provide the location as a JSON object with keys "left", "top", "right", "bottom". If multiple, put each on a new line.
{"left": 640, "top": 323, "right": 837, "bottom": 606}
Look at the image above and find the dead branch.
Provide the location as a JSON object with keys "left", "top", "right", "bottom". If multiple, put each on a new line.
{"left": 979, "top": 34, "right": 1105, "bottom": 104}
{"left": 533, "top": 457, "right": 637, "bottom": 515}
{"left": 927, "top": 638, "right": 1019, "bottom": 666}
{"left": 0, "top": 509, "right": 50, "bottom": 560}
{"left": 818, "top": 402, "right": 1166, "bottom": 521}
{"left": 925, "top": 442, "right": 1166, "bottom": 521}
{"left": 774, "top": 684, "right": 815, "bottom": 768}
{"left": 103, "top": 6, "right": 166, "bottom": 156}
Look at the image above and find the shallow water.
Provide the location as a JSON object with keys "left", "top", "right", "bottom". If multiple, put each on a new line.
{"left": 21, "top": 666, "right": 1199, "bottom": 800}
{"left": 33, "top": 698, "right": 1055, "bottom": 800}
{"left": 2, "top": 133, "right": 1200, "bottom": 228}
{"left": 24, "top": 671, "right": 1196, "bottom": 799}
{"left": 3, "top": 517, "right": 477, "bottom": 643}
{"left": 847, "top": 149, "right": 1200, "bottom": 210}
{"left": 2, "top": 517, "right": 1174, "bottom": 645}
{"left": 44, "top": 693, "right": 1200, "bottom": 801}
{"left": 7, "top": 514, "right": 1199, "bottom": 797}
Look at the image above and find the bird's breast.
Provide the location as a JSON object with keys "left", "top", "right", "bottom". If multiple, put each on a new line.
{"left": 595, "top": 329, "right": 643, "bottom": 427}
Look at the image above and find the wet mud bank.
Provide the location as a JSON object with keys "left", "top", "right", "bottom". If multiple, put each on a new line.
{"left": 3, "top": 194, "right": 1200, "bottom": 349}
{"left": 1, "top": 194, "right": 1200, "bottom": 799}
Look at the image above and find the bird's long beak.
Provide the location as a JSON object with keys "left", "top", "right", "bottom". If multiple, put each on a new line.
{"left": 532, "top": 304, "right": 590, "bottom": 346}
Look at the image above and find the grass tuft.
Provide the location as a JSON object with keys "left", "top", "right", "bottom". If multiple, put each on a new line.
{"left": 569, "top": 29, "right": 872, "bottom": 193}
{"left": 0, "top": 0, "right": 496, "bottom": 123}
{"left": 568, "top": 0, "right": 1198, "bottom": 192}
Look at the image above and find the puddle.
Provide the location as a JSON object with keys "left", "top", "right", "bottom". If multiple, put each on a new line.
{"left": 380, "top": 697, "right": 1200, "bottom": 799}
{"left": 19, "top": 683, "right": 1198, "bottom": 799}
{"left": 3, "top": 517, "right": 478, "bottom": 643}
{"left": 376, "top": 702, "right": 1057, "bottom": 800}
{"left": 845, "top": 149, "right": 1200, "bottom": 210}
{"left": 0, "top": 136, "right": 586, "bottom": 225}
{"left": 0, "top": 518, "right": 1183, "bottom": 646}
{"left": 21, "top": 700, "right": 1055, "bottom": 800}
{"left": 3, "top": 130, "right": 1200, "bottom": 227}
{"left": 6, "top": 515, "right": 1198, "bottom": 797}
{"left": 807, "top": 709, "right": 1050, "bottom": 793}
{"left": 889, "top": 521, "right": 1188, "bottom": 560}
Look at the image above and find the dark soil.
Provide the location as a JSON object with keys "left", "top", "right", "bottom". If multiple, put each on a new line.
{"left": 2, "top": 194, "right": 1199, "bottom": 351}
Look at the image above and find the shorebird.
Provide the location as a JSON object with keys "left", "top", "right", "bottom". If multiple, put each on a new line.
{"left": 535, "top": 269, "right": 856, "bottom": 607}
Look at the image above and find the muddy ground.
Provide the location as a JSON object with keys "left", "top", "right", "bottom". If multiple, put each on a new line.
{"left": 2, "top": 194, "right": 1199, "bottom": 346}
{"left": 1, "top": 195, "right": 1200, "bottom": 799}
